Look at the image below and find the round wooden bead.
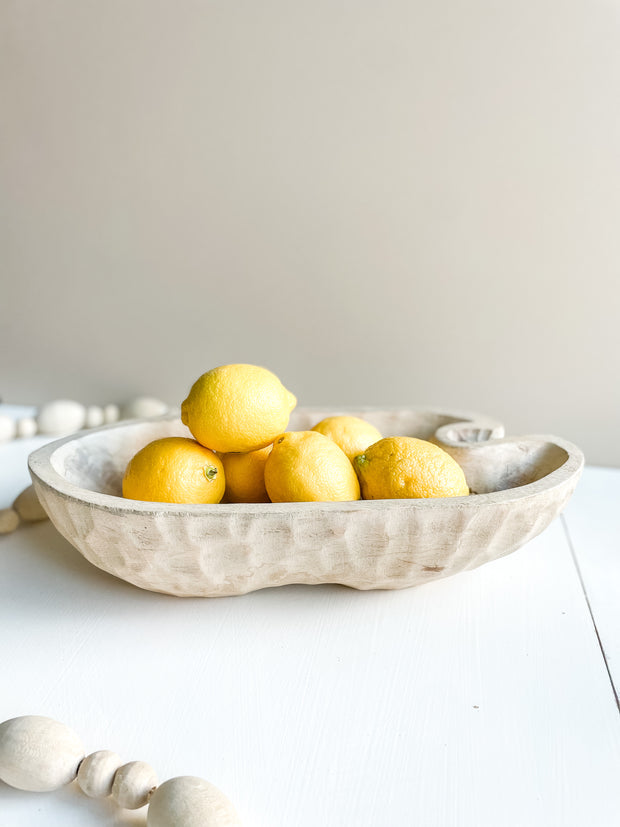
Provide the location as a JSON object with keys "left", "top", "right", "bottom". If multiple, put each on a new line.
{"left": 147, "top": 776, "right": 242, "bottom": 826}
{"left": 122, "top": 397, "right": 168, "bottom": 420}
{"left": 85, "top": 406, "right": 105, "bottom": 429}
{"left": 0, "top": 508, "right": 20, "bottom": 535}
{"left": 77, "top": 750, "right": 122, "bottom": 798}
{"left": 0, "top": 415, "right": 17, "bottom": 443}
{"left": 103, "top": 404, "right": 120, "bottom": 424}
{"left": 12, "top": 485, "right": 48, "bottom": 522}
{"left": 36, "top": 400, "right": 86, "bottom": 434}
{"left": 112, "top": 760, "right": 158, "bottom": 809}
{"left": 16, "top": 417, "right": 38, "bottom": 438}
{"left": 0, "top": 716, "right": 84, "bottom": 792}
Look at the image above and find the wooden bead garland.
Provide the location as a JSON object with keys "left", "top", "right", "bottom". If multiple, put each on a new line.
{"left": 0, "top": 715, "right": 242, "bottom": 825}
{"left": 0, "top": 416, "right": 17, "bottom": 441}
{"left": 13, "top": 485, "right": 48, "bottom": 523}
{"left": 77, "top": 749, "right": 122, "bottom": 798}
{"left": 0, "top": 716, "right": 84, "bottom": 792}
{"left": 0, "top": 397, "right": 169, "bottom": 535}
{"left": 0, "top": 485, "right": 50, "bottom": 536}
{"left": 36, "top": 401, "right": 87, "bottom": 435}
{"left": 147, "top": 776, "right": 242, "bottom": 826}
{"left": 0, "top": 396, "right": 169, "bottom": 443}
{"left": 16, "top": 416, "right": 38, "bottom": 438}
{"left": 0, "top": 508, "right": 20, "bottom": 535}
{"left": 111, "top": 760, "right": 159, "bottom": 810}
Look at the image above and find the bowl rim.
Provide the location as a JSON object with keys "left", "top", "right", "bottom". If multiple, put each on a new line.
{"left": 28, "top": 408, "right": 585, "bottom": 516}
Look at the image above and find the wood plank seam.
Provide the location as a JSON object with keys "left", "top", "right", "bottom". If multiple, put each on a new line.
{"left": 560, "top": 514, "right": 620, "bottom": 714}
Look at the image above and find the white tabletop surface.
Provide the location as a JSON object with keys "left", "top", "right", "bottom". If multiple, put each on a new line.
{"left": 1, "top": 406, "right": 619, "bottom": 827}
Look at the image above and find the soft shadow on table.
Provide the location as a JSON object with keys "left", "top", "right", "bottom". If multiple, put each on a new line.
{"left": 5, "top": 519, "right": 448, "bottom": 632}
{"left": 3, "top": 520, "right": 166, "bottom": 601}
{"left": 0, "top": 780, "right": 147, "bottom": 825}
{"left": 3, "top": 519, "right": 401, "bottom": 616}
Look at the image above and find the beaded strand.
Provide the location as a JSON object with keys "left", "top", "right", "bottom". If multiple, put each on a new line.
{"left": 0, "top": 396, "right": 170, "bottom": 444}
{"left": 0, "top": 715, "right": 241, "bottom": 825}
{"left": 0, "top": 397, "right": 171, "bottom": 536}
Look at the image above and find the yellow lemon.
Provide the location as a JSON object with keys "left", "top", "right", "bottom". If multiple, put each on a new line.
{"left": 354, "top": 436, "right": 469, "bottom": 499}
{"left": 221, "top": 445, "right": 272, "bottom": 503}
{"left": 311, "top": 415, "right": 382, "bottom": 462}
{"left": 264, "top": 430, "right": 361, "bottom": 503}
{"left": 181, "top": 364, "right": 296, "bottom": 453}
{"left": 122, "top": 437, "right": 225, "bottom": 504}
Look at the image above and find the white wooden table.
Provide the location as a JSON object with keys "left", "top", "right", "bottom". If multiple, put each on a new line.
{"left": 1, "top": 406, "right": 619, "bottom": 827}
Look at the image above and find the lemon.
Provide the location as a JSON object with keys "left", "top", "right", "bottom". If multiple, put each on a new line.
{"left": 311, "top": 415, "right": 382, "bottom": 462}
{"left": 264, "top": 431, "right": 361, "bottom": 503}
{"left": 181, "top": 364, "right": 296, "bottom": 454}
{"left": 122, "top": 437, "right": 225, "bottom": 504}
{"left": 354, "top": 436, "right": 469, "bottom": 499}
{"left": 221, "top": 445, "right": 272, "bottom": 503}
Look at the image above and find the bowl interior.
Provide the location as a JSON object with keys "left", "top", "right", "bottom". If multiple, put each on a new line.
{"left": 50, "top": 419, "right": 191, "bottom": 496}
{"left": 47, "top": 409, "right": 571, "bottom": 500}
{"left": 455, "top": 441, "right": 569, "bottom": 494}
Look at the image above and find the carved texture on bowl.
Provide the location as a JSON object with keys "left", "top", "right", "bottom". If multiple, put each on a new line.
{"left": 29, "top": 409, "right": 583, "bottom": 597}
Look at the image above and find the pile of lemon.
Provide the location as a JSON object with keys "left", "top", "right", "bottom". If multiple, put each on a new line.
{"left": 122, "top": 364, "right": 469, "bottom": 505}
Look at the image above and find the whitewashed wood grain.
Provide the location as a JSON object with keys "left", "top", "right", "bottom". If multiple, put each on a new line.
{"left": 1, "top": 417, "right": 619, "bottom": 826}
{"left": 561, "top": 466, "right": 620, "bottom": 700}
{"left": 30, "top": 415, "right": 582, "bottom": 597}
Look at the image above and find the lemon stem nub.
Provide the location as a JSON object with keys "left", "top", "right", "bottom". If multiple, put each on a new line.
{"left": 203, "top": 465, "right": 218, "bottom": 481}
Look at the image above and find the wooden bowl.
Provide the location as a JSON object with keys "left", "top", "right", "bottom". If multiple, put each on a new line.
{"left": 27, "top": 408, "right": 583, "bottom": 597}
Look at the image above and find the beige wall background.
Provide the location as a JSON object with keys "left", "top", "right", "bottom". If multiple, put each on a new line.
{"left": 1, "top": 0, "right": 618, "bottom": 465}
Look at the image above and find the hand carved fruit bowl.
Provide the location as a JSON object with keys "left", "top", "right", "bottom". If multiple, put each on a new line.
{"left": 28, "top": 408, "right": 584, "bottom": 598}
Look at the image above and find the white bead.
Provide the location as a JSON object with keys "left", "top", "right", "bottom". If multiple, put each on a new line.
{"left": 103, "top": 404, "right": 120, "bottom": 424}
{"left": 13, "top": 485, "right": 48, "bottom": 522}
{"left": 77, "top": 750, "right": 122, "bottom": 798}
{"left": 0, "top": 415, "right": 17, "bottom": 442}
{"left": 112, "top": 760, "right": 158, "bottom": 809}
{"left": 37, "top": 400, "right": 86, "bottom": 434}
{"left": 16, "top": 417, "right": 38, "bottom": 438}
{"left": 122, "top": 397, "right": 169, "bottom": 420}
{"left": 0, "top": 508, "right": 20, "bottom": 535}
{"left": 147, "top": 776, "right": 242, "bottom": 827}
{"left": 84, "top": 405, "right": 105, "bottom": 429}
{"left": 0, "top": 716, "right": 84, "bottom": 792}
